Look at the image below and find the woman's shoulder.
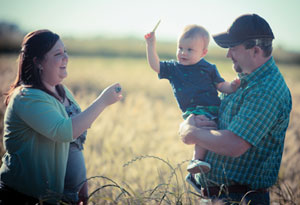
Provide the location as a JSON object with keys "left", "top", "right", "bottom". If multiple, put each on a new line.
{"left": 10, "top": 87, "right": 55, "bottom": 105}
{"left": 20, "top": 87, "right": 52, "bottom": 99}
{"left": 6, "top": 87, "right": 54, "bottom": 114}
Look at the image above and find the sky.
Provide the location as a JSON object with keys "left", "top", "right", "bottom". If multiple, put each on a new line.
{"left": 1, "top": 0, "right": 300, "bottom": 52}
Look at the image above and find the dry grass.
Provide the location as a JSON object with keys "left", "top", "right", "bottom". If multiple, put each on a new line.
{"left": 0, "top": 54, "right": 299, "bottom": 204}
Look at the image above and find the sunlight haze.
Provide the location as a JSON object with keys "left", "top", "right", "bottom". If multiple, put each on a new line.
{"left": 1, "top": 0, "right": 299, "bottom": 52}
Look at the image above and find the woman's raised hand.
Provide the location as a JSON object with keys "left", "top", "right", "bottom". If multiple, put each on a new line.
{"left": 98, "top": 83, "right": 123, "bottom": 106}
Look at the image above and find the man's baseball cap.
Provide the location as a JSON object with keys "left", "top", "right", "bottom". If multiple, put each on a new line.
{"left": 213, "top": 14, "right": 274, "bottom": 48}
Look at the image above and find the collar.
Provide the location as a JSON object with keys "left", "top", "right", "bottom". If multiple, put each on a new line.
{"left": 238, "top": 57, "right": 275, "bottom": 88}
{"left": 178, "top": 58, "right": 207, "bottom": 67}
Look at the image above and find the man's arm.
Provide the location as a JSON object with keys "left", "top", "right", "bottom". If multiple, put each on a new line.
{"left": 145, "top": 32, "right": 160, "bottom": 73}
{"left": 179, "top": 115, "right": 251, "bottom": 157}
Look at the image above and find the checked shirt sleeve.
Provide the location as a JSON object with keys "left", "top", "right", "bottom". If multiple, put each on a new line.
{"left": 227, "top": 88, "right": 281, "bottom": 146}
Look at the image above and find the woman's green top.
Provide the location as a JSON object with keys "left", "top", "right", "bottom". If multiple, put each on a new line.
{"left": 0, "top": 86, "right": 76, "bottom": 203}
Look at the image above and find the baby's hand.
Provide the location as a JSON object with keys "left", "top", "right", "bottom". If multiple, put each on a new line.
{"left": 144, "top": 32, "right": 156, "bottom": 45}
{"left": 230, "top": 78, "right": 241, "bottom": 91}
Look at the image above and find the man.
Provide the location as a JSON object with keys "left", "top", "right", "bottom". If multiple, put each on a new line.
{"left": 179, "top": 14, "right": 292, "bottom": 204}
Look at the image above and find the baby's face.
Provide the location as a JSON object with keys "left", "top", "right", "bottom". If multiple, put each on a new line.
{"left": 176, "top": 36, "right": 207, "bottom": 66}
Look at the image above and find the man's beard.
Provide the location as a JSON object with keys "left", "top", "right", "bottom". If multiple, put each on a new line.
{"left": 233, "top": 65, "right": 243, "bottom": 73}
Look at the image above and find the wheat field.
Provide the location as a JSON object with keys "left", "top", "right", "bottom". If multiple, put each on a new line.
{"left": 0, "top": 54, "right": 299, "bottom": 204}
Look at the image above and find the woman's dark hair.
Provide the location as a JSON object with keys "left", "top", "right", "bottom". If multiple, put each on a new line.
{"left": 5, "top": 29, "right": 66, "bottom": 105}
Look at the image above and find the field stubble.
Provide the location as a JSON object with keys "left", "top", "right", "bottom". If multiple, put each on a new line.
{"left": 0, "top": 54, "right": 299, "bottom": 204}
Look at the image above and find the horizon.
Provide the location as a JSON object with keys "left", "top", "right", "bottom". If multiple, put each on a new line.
{"left": 1, "top": 0, "right": 300, "bottom": 52}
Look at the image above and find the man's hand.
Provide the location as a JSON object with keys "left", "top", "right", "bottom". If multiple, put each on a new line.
{"left": 179, "top": 114, "right": 196, "bottom": 144}
{"left": 179, "top": 114, "right": 217, "bottom": 145}
{"left": 194, "top": 115, "right": 217, "bottom": 129}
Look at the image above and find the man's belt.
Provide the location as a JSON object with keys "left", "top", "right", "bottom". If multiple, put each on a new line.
{"left": 201, "top": 184, "right": 268, "bottom": 197}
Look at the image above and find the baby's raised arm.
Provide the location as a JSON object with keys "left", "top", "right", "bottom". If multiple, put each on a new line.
{"left": 145, "top": 32, "right": 160, "bottom": 73}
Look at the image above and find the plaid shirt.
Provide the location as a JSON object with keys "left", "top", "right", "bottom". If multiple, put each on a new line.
{"left": 196, "top": 57, "right": 292, "bottom": 189}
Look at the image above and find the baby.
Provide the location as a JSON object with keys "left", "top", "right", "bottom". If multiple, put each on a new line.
{"left": 145, "top": 24, "right": 240, "bottom": 174}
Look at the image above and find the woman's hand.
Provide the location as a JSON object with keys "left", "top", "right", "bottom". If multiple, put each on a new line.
{"left": 71, "top": 83, "right": 122, "bottom": 138}
{"left": 98, "top": 83, "right": 123, "bottom": 106}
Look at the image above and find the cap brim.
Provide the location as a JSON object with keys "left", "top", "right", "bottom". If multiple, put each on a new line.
{"left": 213, "top": 33, "right": 243, "bottom": 48}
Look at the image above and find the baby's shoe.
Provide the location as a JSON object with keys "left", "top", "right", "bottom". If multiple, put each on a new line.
{"left": 187, "top": 159, "right": 211, "bottom": 174}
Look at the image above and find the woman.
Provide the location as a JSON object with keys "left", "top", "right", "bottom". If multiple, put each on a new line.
{"left": 0, "top": 30, "right": 122, "bottom": 204}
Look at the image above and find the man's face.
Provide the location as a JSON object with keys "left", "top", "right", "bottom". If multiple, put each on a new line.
{"left": 226, "top": 44, "right": 253, "bottom": 74}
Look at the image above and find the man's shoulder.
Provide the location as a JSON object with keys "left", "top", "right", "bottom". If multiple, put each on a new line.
{"left": 248, "top": 67, "right": 291, "bottom": 106}
{"left": 260, "top": 65, "right": 288, "bottom": 90}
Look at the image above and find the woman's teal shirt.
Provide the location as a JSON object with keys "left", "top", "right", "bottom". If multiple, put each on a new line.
{"left": 0, "top": 86, "right": 77, "bottom": 203}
